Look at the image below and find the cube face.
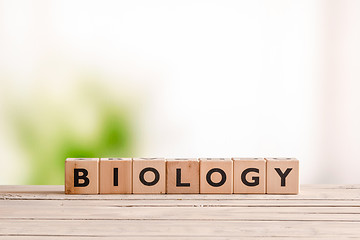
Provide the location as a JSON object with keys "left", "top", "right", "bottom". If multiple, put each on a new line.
{"left": 65, "top": 158, "right": 99, "bottom": 194}
{"left": 199, "top": 158, "right": 233, "bottom": 194}
{"left": 266, "top": 158, "right": 299, "bottom": 194}
{"left": 99, "top": 158, "right": 132, "bottom": 194}
{"left": 166, "top": 158, "right": 199, "bottom": 194}
{"left": 132, "top": 158, "right": 166, "bottom": 194}
{"left": 233, "top": 158, "right": 266, "bottom": 194}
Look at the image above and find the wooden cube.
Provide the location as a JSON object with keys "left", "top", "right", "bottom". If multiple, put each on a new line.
{"left": 166, "top": 158, "right": 199, "bottom": 194}
{"left": 266, "top": 158, "right": 299, "bottom": 194}
{"left": 233, "top": 158, "right": 266, "bottom": 194}
{"left": 65, "top": 158, "right": 99, "bottom": 194}
{"left": 199, "top": 158, "right": 233, "bottom": 194}
{"left": 99, "top": 158, "right": 132, "bottom": 194}
{"left": 132, "top": 158, "right": 166, "bottom": 194}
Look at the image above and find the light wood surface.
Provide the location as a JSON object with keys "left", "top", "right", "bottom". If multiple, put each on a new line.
{"left": 1, "top": 185, "right": 360, "bottom": 239}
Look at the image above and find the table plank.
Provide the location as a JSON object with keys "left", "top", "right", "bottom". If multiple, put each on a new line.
{"left": 1, "top": 185, "right": 360, "bottom": 200}
{"left": 0, "top": 186, "right": 357, "bottom": 201}
{"left": 1, "top": 220, "right": 360, "bottom": 238}
{"left": 0, "top": 185, "right": 360, "bottom": 239}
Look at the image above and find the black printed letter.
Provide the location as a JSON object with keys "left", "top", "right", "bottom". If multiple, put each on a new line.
{"left": 74, "top": 169, "right": 89, "bottom": 187}
{"left": 139, "top": 167, "right": 160, "bottom": 186}
{"left": 275, "top": 168, "right": 292, "bottom": 187}
{"left": 113, "top": 168, "right": 118, "bottom": 186}
{"left": 241, "top": 168, "right": 259, "bottom": 187}
{"left": 206, "top": 168, "right": 226, "bottom": 187}
{"left": 176, "top": 168, "right": 190, "bottom": 187}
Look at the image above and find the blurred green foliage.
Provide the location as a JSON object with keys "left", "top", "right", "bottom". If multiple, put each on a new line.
{"left": 7, "top": 80, "right": 135, "bottom": 184}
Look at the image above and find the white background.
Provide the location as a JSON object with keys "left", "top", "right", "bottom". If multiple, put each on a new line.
{"left": 0, "top": 0, "right": 360, "bottom": 184}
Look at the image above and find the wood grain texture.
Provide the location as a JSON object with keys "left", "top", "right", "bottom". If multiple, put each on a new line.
{"left": 1, "top": 185, "right": 360, "bottom": 239}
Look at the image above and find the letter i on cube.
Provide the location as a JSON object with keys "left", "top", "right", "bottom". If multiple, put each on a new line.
{"left": 99, "top": 158, "right": 132, "bottom": 194}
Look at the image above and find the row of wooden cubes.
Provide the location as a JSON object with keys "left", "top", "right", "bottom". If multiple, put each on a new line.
{"left": 65, "top": 158, "right": 299, "bottom": 194}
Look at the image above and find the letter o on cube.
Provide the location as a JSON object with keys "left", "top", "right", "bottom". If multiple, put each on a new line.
{"left": 200, "top": 158, "right": 233, "bottom": 194}
{"left": 132, "top": 158, "right": 166, "bottom": 194}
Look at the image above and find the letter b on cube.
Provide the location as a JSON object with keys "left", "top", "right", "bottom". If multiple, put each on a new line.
{"left": 65, "top": 158, "right": 99, "bottom": 194}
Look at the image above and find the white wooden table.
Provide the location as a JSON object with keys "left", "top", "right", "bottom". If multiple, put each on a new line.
{"left": 1, "top": 185, "right": 360, "bottom": 239}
